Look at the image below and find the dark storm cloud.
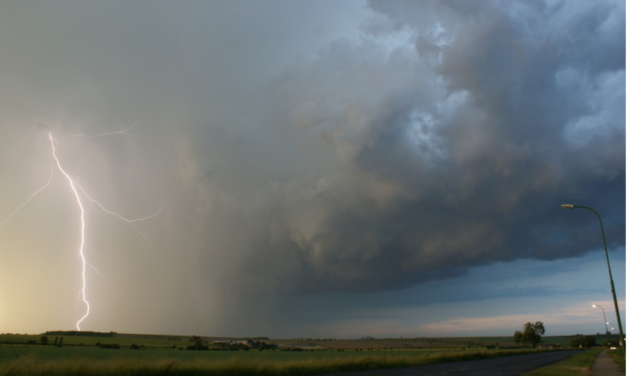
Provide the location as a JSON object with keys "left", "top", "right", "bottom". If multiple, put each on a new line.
{"left": 181, "top": 0, "right": 625, "bottom": 295}
{"left": 0, "top": 0, "right": 623, "bottom": 335}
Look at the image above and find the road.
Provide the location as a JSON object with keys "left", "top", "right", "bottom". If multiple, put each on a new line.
{"left": 321, "top": 350, "right": 582, "bottom": 376}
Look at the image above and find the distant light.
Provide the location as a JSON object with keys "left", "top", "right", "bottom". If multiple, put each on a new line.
{"left": 561, "top": 204, "right": 575, "bottom": 209}
{"left": 592, "top": 304, "right": 597, "bottom": 308}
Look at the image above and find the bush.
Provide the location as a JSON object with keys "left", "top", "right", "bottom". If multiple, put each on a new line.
{"left": 570, "top": 336, "right": 596, "bottom": 348}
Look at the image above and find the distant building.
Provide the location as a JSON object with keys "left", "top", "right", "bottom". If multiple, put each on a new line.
{"left": 231, "top": 340, "right": 254, "bottom": 347}
{"left": 213, "top": 339, "right": 255, "bottom": 347}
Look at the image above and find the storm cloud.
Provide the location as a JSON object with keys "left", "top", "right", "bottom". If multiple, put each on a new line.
{"left": 0, "top": 0, "right": 623, "bottom": 336}
{"left": 182, "top": 0, "right": 625, "bottom": 294}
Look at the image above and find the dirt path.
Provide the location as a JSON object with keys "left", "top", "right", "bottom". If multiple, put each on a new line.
{"left": 591, "top": 350, "right": 623, "bottom": 376}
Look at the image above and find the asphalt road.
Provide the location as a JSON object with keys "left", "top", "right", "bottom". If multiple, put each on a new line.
{"left": 321, "top": 350, "right": 582, "bottom": 376}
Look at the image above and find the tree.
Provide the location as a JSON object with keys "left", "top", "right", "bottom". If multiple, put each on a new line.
{"left": 40, "top": 336, "right": 49, "bottom": 345}
{"left": 513, "top": 321, "right": 545, "bottom": 349}
{"left": 570, "top": 336, "right": 597, "bottom": 349}
{"left": 187, "top": 336, "right": 208, "bottom": 350}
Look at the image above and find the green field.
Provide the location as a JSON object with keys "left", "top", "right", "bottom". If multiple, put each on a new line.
{"left": 0, "top": 332, "right": 613, "bottom": 376}
{"left": 0, "top": 348, "right": 566, "bottom": 376}
{"left": 0, "top": 346, "right": 454, "bottom": 362}
{"left": 3, "top": 332, "right": 617, "bottom": 351}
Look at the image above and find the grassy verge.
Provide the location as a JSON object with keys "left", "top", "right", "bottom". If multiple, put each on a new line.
{"left": 522, "top": 350, "right": 600, "bottom": 376}
{"left": 0, "top": 349, "right": 560, "bottom": 376}
{"left": 607, "top": 349, "right": 625, "bottom": 373}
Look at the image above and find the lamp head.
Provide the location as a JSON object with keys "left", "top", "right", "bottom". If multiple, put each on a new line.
{"left": 561, "top": 204, "right": 575, "bottom": 209}
{"left": 592, "top": 304, "right": 597, "bottom": 308}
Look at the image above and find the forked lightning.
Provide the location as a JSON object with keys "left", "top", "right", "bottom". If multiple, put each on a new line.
{"left": 0, "top": 131, "right": 164, "bottom": 330}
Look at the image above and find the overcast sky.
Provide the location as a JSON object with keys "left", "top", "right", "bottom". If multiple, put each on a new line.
{"left": 0, "top": 0, "right": 624, "bottom": 338}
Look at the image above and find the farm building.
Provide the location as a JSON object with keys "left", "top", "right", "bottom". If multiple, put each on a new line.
{"left": 213, "top": 339, "right": 255, "bottom": 347}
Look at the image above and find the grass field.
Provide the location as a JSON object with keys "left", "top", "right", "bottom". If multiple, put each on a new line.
{"left": 0, "top": 332, "right": 616, "bottom": 376}
{"left": 0, "top": 348, "right": 564, "bottom": 376}
{"left": 270, "top": 334, "right": 620, "bottom": 350}
{"left": 522, "top": 349, "right": 601, "bottom": 376}
{"left": 0, "top": 346, "right": 454, "bottom": 363}
{"left": 2, "top": 332, "right": 617, "bottom": 350}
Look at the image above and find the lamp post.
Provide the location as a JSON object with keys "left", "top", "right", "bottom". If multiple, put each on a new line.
{"left": 562, "top": 204, "right": 624, "bottom": 353}
{"left": 592, "top": 304, "right": 609, "bottom": 335}
{"left": 607, "top": 323, "right": 616, "bottom": 334}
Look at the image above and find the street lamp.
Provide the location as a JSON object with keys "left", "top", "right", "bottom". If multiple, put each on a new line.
{"left": 562, "top": 204, "right": 625, "bottom": 353}
{"left": 592, "top": 304, "right": 609, "bottom": 335}
{"left": 607, "top": 322, "right": 616, "bottom": 334}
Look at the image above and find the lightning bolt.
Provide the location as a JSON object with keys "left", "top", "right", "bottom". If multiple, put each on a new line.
{"left": 69, "top": 123, "right": 135, "bottom": 137}
{"left": 49, "top": 132, "right": 166, "bottom": 330}
{"left": 69, "top": 112, "right": 159, "bottom": 140}
{"left": 75, "top": 184, "right": 167, "bottom": 252}
{"left": 69, "top": 125, "right": 158, "bottom": 140}
{"left": 0, "top": 168, "right": 54, "bottom": 230}
{"left": 1, "top": 131, "right": 165, "bottom": 331}
{"left": 48, "top": 133, "right": 90, "bottom": 330}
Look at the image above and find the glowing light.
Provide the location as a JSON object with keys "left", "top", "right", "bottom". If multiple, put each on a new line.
{"left": 48, "top": 132, "right": 89, "bottom": 330}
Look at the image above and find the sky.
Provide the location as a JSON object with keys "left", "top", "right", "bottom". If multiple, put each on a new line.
{"left": 0, "top": 0, "right": 624, "bottom": 339}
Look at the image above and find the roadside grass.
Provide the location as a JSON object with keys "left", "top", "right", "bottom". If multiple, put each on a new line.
{"left": 0, "top": 349, "right": 562, "bottom": 376}
{"left": 607, "top": 349, "right": 625, "bottom": 373}
{"left": 521, "top": 349, "right": 600, "bottom": 376}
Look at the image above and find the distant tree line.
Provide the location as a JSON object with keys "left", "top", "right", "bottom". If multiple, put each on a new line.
{"left": 45, "top": 331, "right": 116, "bottom": 338}
{"left": 97, "top": 343, "right": 120, "bottom": 349}
{"left": 570, "top": 336, "right": 597, "bottom": 349}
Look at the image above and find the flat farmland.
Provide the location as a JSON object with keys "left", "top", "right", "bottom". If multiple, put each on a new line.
{"left": 1, "top": 332, "right": 608, "bottom": 351}
{"left": 0, "top": 332, "right": 602, "bottom": 376}
{"left": 0, "top": 347, "right": 564, "bottom": 376}
{"left": 2, "top": 333, "right": 613, "bottom": 350}
{"left": 0, "top": 346, "right": 452, "bottom": 362}
{"left": 0, "top": 333, "right": 501, "bottom": 351}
